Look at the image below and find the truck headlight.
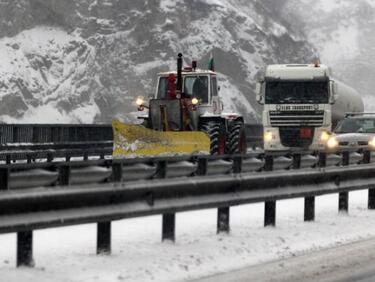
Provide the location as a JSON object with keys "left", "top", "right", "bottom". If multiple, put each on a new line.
{"left": 264, "top": 132, "right": 274, "bottom": 142}
{"left": 369, "top": 137, "right": 375, "bottom": 148}
{"left": 327, "top": 137, "right": 338, "bottom": 149}
{"left": 320, "top": 131, "right": 331, "bottom": 141}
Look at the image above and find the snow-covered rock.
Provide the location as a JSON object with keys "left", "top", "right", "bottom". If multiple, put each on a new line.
{"left": 0, "top": 0, "right": 316, "bottom": 123}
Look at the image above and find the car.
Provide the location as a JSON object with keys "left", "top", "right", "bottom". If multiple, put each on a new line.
{"left": 325, "top": 113, "right": 375, "bottom": 151}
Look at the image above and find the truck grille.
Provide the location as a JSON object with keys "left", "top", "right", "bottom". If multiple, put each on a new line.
{"left": 270, "top": 111, "right": 324, "bottom": 127}
{"left": 279, "top": 127, "right": 314, "bottom": 148}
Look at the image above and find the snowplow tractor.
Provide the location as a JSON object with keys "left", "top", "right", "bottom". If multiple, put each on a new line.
{"left": 112, "top": 53, "right": 246, "bottom": 158}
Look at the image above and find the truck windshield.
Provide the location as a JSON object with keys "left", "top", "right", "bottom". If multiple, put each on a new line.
{"left": 335, "top": 118, "right": 375, "bottom": 133}
{"left": 265, "top": 81, "right": 329, "bottom": 104}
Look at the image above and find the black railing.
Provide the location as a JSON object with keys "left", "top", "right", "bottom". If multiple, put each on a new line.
{"left": 0, "top": 124, "right": 112, "bottom": 143}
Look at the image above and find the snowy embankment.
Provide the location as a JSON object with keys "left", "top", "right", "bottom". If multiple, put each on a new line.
{"left": 0, "top": 190, "right": 375, "bottom": 282}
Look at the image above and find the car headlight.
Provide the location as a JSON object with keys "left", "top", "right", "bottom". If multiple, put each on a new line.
{"left": 191, "top": 97, "right": 199, "bottom": 105}
{"left": 327, "top": 136, "right": 338, "bottom": 149}
{"left": 264, "top": 132, "right": 274, "bottom": 142}
{"left": 320, "top": 131, "right": 331, "bottom": 141}
{"left": 369, "top": 137, "right": 375, "bottom": 148}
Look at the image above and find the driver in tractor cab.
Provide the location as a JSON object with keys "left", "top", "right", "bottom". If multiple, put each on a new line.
{"left": 186, "top": 76, "right": 208, "bottom": 103}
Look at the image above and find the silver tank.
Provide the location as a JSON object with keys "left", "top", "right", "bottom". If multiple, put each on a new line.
{"left": 332, "top": 80, "right": 364, "bottom": 123}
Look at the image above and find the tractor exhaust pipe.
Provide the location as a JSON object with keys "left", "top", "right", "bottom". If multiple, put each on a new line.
{"left": 176, "top": 53, "right": 183, "bottom": 94}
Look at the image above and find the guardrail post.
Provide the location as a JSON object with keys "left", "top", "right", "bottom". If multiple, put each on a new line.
{"left": 233, "top": 156, "right": 242, "bottom": 174}
{"left": 17, "top": 231, "right": 34, "bottom": 267}
{"left": 304, "top": 196, "right": 315, "bottom": 221}
{"left": 369, "top": 189, "right": 375, "bottom": 209}
{"left": 292, "top": 154, "right": 301, "bottom": 169}
{"left": 318, "top": 152, "right": 326, "bottom": 167}
{"left": 216, "top": 156, "right": 239, "bottom": 234}
{"left": 196, "top": 158, "right": 207, "bottom": 176}
{"left": 112, "top": 162, "right": 123, "bottom": 182}
{"left": 96, "top": 162, "right": 121, "bottom": 254}
{"left": 363, "top": 151, "right": 371, "bottom": 164}
{"left": 157, "top": 161, "right": 176, "bottom": 241}
{"left": 97, "top": 221, "right": 111, "bottom": 254}
{"left": 363, "top": 151, "right": 375, "bottom": 209}
{"left": 339, "top": 192, "right": 349, "bottom": 212}
{"left": 294, "top": 154, "right": 316, "bottom": 221}
{"left": 162, "top": 213, "right": 175, "bottom": 242}
{"left": 156, "top": 161, "right": 167, "bottom": 178}
{"left": 0, "top": 168, "right": 9, "bottom": 190}
{"left": 264, "top": 201, "right": 276, "bottom": 227}
{"left": 59, "top": 165, "right": 71, "bottom": 186}
{"left": 264, "top": 155, "right": 276, "bottom": 226}
{"left": 47, "top": 153, "right": 53, "bottom": 162}
{"left": 264, "top": 156, "right": 273, "bottom": 171}
{"left": 217, "top": 207, "right": 230, "bottom": 233}
{"left": 339, "top": 152, "right": 349, "bottom": 213}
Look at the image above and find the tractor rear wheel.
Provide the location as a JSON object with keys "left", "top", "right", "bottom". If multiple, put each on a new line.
{"left": 200, "top": 121, "right": 225, "bottom": 155}
{"left": 227, "top": 120, "right": 247, "bottom": 154}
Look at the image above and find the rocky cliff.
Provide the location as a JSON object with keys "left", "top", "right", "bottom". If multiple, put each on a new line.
{"left": 0, "top": 0, "right": 316, "bottom": 123}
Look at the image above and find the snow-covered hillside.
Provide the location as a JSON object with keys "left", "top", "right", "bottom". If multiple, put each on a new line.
{"left": 0, "top": 0, "right": 316, "bottom": 123}
{"left": 283, "top": 0, "right": 375, "bottom": 110}
{"left": 0, "top": 26, "right": 99, "bottom": 123}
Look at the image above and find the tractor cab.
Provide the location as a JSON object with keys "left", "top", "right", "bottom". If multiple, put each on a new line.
{"left": 156, "top": 71, "right": 218, "bottom": 106}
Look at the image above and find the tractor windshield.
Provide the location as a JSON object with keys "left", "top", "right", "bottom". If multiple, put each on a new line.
{"left": 157, "top": 77, "right": 171, "bottom": 99}
{"left": 184, "top": 76, "right": 209, "bottom": 103}
{"left": 157, "top": 75, "right": 209, "bottom": 103}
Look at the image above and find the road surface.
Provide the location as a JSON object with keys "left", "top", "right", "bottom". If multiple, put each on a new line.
{"left": 193, "top": 237, "right": 375, "bottom": 282}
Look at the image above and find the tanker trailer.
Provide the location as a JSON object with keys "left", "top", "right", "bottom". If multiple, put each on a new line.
{"left": 255, "top": 63, "right": 364, "bottom": 152}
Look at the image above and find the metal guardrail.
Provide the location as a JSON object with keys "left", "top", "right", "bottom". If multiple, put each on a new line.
{"left": 1, "top": 149, "right": 375, "bottom": 267}
{"left": 0, "top": 124, "right": 112, "bottom": 143}
{"left": 0, "top": 141, "right": 113, "bottom": 163}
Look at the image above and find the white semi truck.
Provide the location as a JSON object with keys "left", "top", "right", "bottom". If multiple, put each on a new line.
{"left": 256, "top": 63, "right": 364, "bottom": 152}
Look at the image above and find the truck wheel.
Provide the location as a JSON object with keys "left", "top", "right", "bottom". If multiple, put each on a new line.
{"left": 201, "top": 121, "right": 225, "bottom": 155}
{"left": 227, "top": 120, "right": 247, "bottom": 154}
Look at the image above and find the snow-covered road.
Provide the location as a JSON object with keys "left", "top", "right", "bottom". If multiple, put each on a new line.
{"left": 194, "top": 236, "right": 375, "bottom": 282}
{"left": 1, "top": 190, "right": 375, "bottom": 282}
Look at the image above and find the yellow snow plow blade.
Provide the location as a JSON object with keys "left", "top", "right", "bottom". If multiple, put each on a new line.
{"left": 112, "top": 120, "right": 210, "bottom": 158}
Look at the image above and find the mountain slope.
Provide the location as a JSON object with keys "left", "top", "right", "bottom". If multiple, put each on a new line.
{"left": 283, "top": 0, "right": 375, "bottom": 109}
{"left": 0, "top": 0, "right": 316, "bottom": 123}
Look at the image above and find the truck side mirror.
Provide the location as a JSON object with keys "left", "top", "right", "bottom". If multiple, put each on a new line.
{"left": 255, "top": 81, "right": 264, "bottom": 104}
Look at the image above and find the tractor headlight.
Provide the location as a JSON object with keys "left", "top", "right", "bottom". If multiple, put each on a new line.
{"left": 369, "top": 137, "right": 375, "bottom": 148}
{"left": 136, "top": 97, "right": 144, "bottom": 106}
{"left": 191, "top": 97, "right": 199, "bottom": 105}
{"left": 264, "top": 132, "right": 274, "bottom": 142}
{"left": 327, "top": 136, "right": 338, "bottom": 149}
{"left": 320, "top": 131, "right": 331, "bottom": 142}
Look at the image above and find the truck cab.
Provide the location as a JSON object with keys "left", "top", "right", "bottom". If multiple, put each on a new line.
{"left": 257, "top": 64, "right": 344, "bottom": 152}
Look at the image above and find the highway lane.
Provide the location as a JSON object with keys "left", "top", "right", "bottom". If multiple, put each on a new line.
{"left": 192, "top": 237, "right": 375, "bottom": 282}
